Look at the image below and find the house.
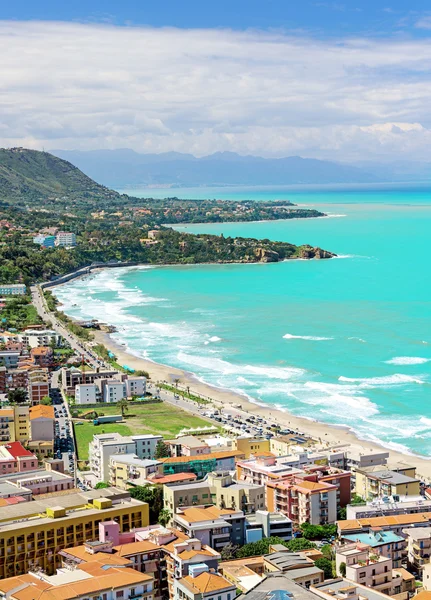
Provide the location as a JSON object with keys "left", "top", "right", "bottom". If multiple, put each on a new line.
{"left": 335, "top": 543, "right": 398, "bottom": 595}
{"left": 339, "top": 528, "right": 404, "bottom": 568}
{"left": 0, "top": 284, "right": 26, "bottom": 295}
{"left": 0, "top": 442, "right": 38, "bottom": 474}
{"left": 175, "top": 564, "right": 236, "bottom": 600}
{"left": 29, "top": 404, "right": 55, "bottom": 441}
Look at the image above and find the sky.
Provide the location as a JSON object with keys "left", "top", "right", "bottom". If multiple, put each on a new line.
{"left": 2, "top": 0, "right": 431, "bottom": 162}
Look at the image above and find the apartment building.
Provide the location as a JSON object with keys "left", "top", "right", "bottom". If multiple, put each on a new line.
{"left": 263, "top": 551, "right": 324, "bottom": 588}
{"left": 167, "top": 435, "right": 211, "bottom": 457}
{"left": 30, "top": 346, "right": 54, "bottom": 368}
{"left": 174, "top": 505, "right": 246, "bottom": 551}
{"left": 2, "top": 328, "right": 62, "bottom": 349}
{"left": 311, "top": 578, "right": 409, "bottom": 600}
{"left": 175, "top": 565, "right": 236, "bottom": 600}
{"left": 0, "top": 488, "right": 149, "bottom": 578}
{"left": 56, "top": 231, "right": 77, "bottom": 247}
{"left": 89, "top": 433, "right": 163, "bottom": 482}
{"left": 335, "top": 543, "right": 397, "bottom": 595}
{"left": 346, "top": 496, "right": 431, "bottom": 520}
{"left": 0, "top": 351, "right": 20, "bottom": 368}
{"left": 340, "top": 529, "right": 405, "bottom": 568}
{"left": 245, "top": 510, "right": 293, "bottom": 542}
{"left": 29, "top": 403, "right": 55, "bottom": 440}
{"left": 355, "top": 465, "right": 420, "bottom": 500}
{"left": 234, "top": 437, "right": 271, "bottom": 458}
{"left": 160, "top": 451, "right": 244, "bottom": 479}
{"left": 403, "top": 526, "right": 431, "bottom": 576}
{"left": 75, "top": 383, "right": 100, "bottom": 404}
{"left": 28, "top": 368, "right": 50, "bottom": 404}
{"left": 237, "top": 455, "right": 309, "bottom": 487}
{"left": 0, "top": 284, "right": 26, "bottom": 295}
{"left": 109, "top": 455, "right": 161, "bottom": 489}
{"left": 60, "top": 521, "right": 221, "bottom": 600}
{"left": 164, "top": 471, "right": 265, "bottom": 515}
{"left": 0, "top": 558, "right": 154, "bottom": 600}
{"left": 61, "top": 366, "right": 119, "bottom": 394}
{"left": 0, "top": 468, "right": 74, "bottom": 499}
{"left": 125, "top": 375, "right": 147, "bottom": 397}
{"left": 0, "top": 442, "right": 38, "bottom": 474}
{"left": 0, "top": 408, "right": 15, "bottom": 443}
{"left": 338, "top": 511, "right": 431, "bottom": 538}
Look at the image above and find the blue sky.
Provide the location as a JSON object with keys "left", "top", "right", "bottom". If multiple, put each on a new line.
{"left": 1, "top": 1, "right": 431, "bottom": 161}
{"left": 4, "top": 0, "right": 431, "bottom": 36}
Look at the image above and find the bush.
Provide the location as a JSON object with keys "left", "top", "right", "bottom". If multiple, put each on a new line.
{"left": 339, "top": 562, "right": 346, "bottom": 577}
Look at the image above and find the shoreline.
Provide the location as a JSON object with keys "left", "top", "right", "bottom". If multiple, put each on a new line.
{"left": 90, "top": 328, "right": 431, "bottom": 483}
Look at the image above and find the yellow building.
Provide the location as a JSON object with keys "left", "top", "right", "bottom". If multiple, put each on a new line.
{"left": 355, "top": 465, "right": 421, "bottom": 500}
{"left": 0, "top": 406, "right": 30, "bottom": 444}
{"left": 233, "top": 437, "right": 271, "bottom": 459}
{"left": 109, "top": 454, "right": 161, "bottom": 489}
{"left": 0, "top": 488, "right": 149, "bottom": 579}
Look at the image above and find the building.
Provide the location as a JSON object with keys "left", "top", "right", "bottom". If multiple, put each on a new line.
{"left": 15, "top": 328, "right": 62, "bottom": 348}
{"left": 421, "top": 562, "right": 431, "bottom": 590}
{"left": 0, "top": 487, "right": 149, "bottom": 578}
{"left": 167, "top": 436, "right": 211, "bottom": 457}
{"left": 238, "top": 572, "right": 321, "bottom": 600}
{"left": 56, "top": 231, "right": 77, "bottom": 247}
{"left": 75, "top": 383, "right": 100, "bottom": 404}
{"left": 0, "top": 351, "right": 20, "bottom": 368}
{"left": 61, "top": 366, "right": 120, "bottom": 394}
{"left": 125, "top": 375, "right": 147, "bottom": 397}
{"left": 355, "top": 465, "right": 420, "bottom": 500}
{"left": 173, "top": 505, "right": 246, "bottom": 551}
{"left": 0, "top": 468, "right": 74, "bottom": 499}
{"left": 104, "top": 380, "right": 127, "bottom": 403}
{"left": 339, "top": 529, "right": 405, "bottom": 568}
{"left": 30, "top": 346, "right": 54, "bottom": 368}
{"left": 346, "top": 495, "right": 431, "bottom": 520}
{"left": 0, "top": 558, "right": 154, "bottom": 600}
{"left": 311, "top": 578, "right": 409, "bottom": 600}
{"left": 403, "top": 526, "right": 431, "bottom": 576}
{"left": 0, "top": 284, "right": 26, "bottom": 296}
{"left": 0, "top": 406, "right": 31, "bottom": 444}
{"left": 0, "top": 442, "right": 38, "bottom": 474}
{"left": 245, "top": 511, "right": 293, "bottom": 542}
{"left": 263, "top": 551, "right": 324, "bottom": 588}
{"left": 0, "top": 408, "right": 15, "bottom": 443}
{"left": 109, "top": 455, "right": 161, "bottom": 489}
{"left": 28, "top": 368, "right": 50, "bottom": 403}
{"left": 160, "top": 451, "right": 244, "bottom": 479}
{"left": 335, "top": 543, "right": 397, "bottom": 595}
{"left": 234, "top": 437, "right": 271, "bottom": 458}
{"left": 89, "top": 433, "right": 163, "bottom": 482}
{"left": 29, "top": 403, "right": 55, "bottom": 440}
{"left": 338, "top": 511, "right": 431, "bottom": 538}
{"left": 163, "top": 471, "right": 265, "bottom": 515}
{"left": 175, "top": 564, "right": 236, "bottom": 600}
{"left": 33, "top": 234, "right": 56, "bottom": 247}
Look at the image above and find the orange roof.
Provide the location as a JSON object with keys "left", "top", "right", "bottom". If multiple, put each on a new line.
{"left": 415, "top": 592, "right": 431, "bottom": 600}
{"left": 147, "top": 472, "right": 197, "bottom": 485}
{"left": 0, "top": 409, "right": 14, "bottom": 417}
{"left": 338, "top": 512, "right": 431, "bottom": 531}
{"left": 30, "top": 346, "right": 52, "bottom": 356}
{"left": 30, "top": 405, "right": 55, "bottom": 420}
{"left": 160, "top": 450, "right": 244, "bottom": 464}
{"left": 177, "top": 505, "right": 238, "bottom": 524}
{"left": 114, "top": 540, "right": 161, "bottom": 556}
{"left": 60, "top": 546, "right": 132, "bottom": 565}
{"left": 293, "top": 479, "right": 337, "bottom": 494}
{"left": 182, "top": 572, "right": 235, "bottom": 594}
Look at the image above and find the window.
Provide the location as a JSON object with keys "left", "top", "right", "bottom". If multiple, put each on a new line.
{"left": 359, "top": 572, "right": 366, "bottom": 578}
{"left": 116, "top": 592, "right": 124, "bottom": 599}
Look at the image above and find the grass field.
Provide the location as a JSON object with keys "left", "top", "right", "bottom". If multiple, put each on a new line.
{"left": 73, "top": 402, "right": 213, "bottom": 461}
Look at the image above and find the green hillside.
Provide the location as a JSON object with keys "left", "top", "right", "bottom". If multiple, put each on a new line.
{"left": 0, "top": 147, "right": 121, "bottom": 205}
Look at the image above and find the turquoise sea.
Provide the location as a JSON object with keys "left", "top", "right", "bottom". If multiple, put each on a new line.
{"left": 54, "top": 184, "right": 431, "bottom": 457}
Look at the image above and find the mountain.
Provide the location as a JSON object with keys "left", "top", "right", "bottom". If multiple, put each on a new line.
{"left": 52, "top": 149, "right": 382, "bottom": 188}
{"left": 0, "top": 147, "right": 121, "bottom": 204}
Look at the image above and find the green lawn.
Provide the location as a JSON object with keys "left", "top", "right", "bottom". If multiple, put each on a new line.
{"left": 73, "top": 402, "right": 213, "bottom": 461}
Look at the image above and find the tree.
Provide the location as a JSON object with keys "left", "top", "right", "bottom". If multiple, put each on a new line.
{"left": 117, "top": 398, "right": 129, "bottom": 417}
{"left": 41, "top": 396, "right": 52, "bottom": 405}
{"left": 339, "top": 562, "right": 346, "bottom": 577}
{"left": 129, "top": 485, "right": 164, "bottom": 524}
{"left": 220, "top": 543, "right": 239, "bottom": 561}
{"left": 158, "top": 508, "right": 171, "bottom": 527}
{"left": 7, "top": 388, "right": 27, "bottom": 404}
{"left": 338, "top": 507, "right": 347, "bottom": 520}
{"left": 154, "top": 440, "right": 170, "bottom": 459}
{"left": 285, "top": 538, "right": 317, "bottom": 552}
{"left": 95, "top": 482, "right": 109, "bottom": 489}
{"left": 300, "top": 523, "right": 337, "bottom": 540}
{"left": 135, "top": 370, "right": 149, "bottom": 378}
{"left": 350, "top": 493, "right": 365, "bottom": 505}
{"left": 315, "top": 557, "right": 334, "bottom": 580}
{"left": 321, "top": 544, "right": 334, "bottom": 560}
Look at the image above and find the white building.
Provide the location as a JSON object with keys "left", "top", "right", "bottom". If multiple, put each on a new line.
{"left": 20, "top": 329, "right": 62, "bottom": 348}
{"left": 125, "top": 376, "right": 147, "bottom": 397}
{"left": 104, "top": 381, "right": 126, "bottom": 403}
{"left": 335, "top": 543, "right": 397, "bottom": 596}
{"left": 75, "top": 384, "right": 100, "bottom": 405}
{"left": 89, "top": 432, "right": 163, "bottom": 483}
{"left": 56, "top": 231, "right": 77, "bottom": 247}
{"left": 0, "top": 284, "right": 26, "bottom": 296}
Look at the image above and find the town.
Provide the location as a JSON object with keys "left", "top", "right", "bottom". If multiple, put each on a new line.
{"left": 0, "top": 281, "right": 429, "bottom": 600}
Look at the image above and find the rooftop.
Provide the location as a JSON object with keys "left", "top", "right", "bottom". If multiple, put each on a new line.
{"left": 338, "top": 511, "right": 431, "bottom": 532}
{"left": 176, "top": 505, "right": 241, "bottom": 524}
{"left": 160, "top": 450, "right": 244, "bottom": 464}
{"left": 30, "top": 404, "right": 55, "bottom": 420}
{"left": 2, "top": 441, "right": 34, "bottom": 459}
{"left": 146, "top": 472, "right": 197, "bottom": 485}
{"left": 342, "top": 530, "right": 404, "bottom": 546}
{"left": 182, "top": 572, "right": 235, "bottom": 594}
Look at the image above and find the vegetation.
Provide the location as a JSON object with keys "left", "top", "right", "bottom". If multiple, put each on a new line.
{"left": 0, "top": 149, "right": 335, "bottom": 285}
{"left": 159, "top": 383, "right": 210, "bottom": 405}
{"left": 221, "top": 536, "right": 317, "bottom": 560}
{"left": 339, "top": 562, "right": 346, "bottom": 577}
{"left": 350, "top": 493, "right": 365, "bottom": 505}
{"left": 95, "top": 482, "right": 109, "bottom": 489}
{"left": 154, "top": 440, "right": 170, "bottom": 459}
{"left": 300, "top": 523, "right": 337, "bottom": 540}
{"left": 315, "top": 557, "right": 334, "bottom": 580}
{"left": 129, "top": 485, "right": 165, "bottom": 524}
{"left": 285, "top": 537, "right": 317, "bottom": 552}
{"left": 7, "top": 388, "right": 27, "bottom": 404}
{"left": 74, "top": 422, "right": 132, "bottom": 460}
{"left": 0, "top": 296, "right": 42, "bottom": 330}
{"left": 117, "top": 398, "right": 129, "bottom": 417}
{"left": 40, "top": 396, "right": 52, "bottom": 405}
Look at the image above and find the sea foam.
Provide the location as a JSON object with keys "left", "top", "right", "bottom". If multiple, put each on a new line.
{"left": 385, "top": 356, "right": 431, "bottom": 365}
{"left": 283, "top": 333, "right": 333, "bottom": 341}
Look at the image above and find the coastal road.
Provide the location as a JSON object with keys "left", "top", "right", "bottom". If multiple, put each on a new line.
{"left": 31, "top": 285, "right": 102, "bottom": 370}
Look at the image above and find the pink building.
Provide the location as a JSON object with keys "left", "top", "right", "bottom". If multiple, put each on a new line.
{"left": 0, "top": 441, "right": 38, "bottom": 474}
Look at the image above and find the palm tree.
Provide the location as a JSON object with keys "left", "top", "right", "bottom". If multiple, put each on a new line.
{"left": 117, "top": 398, "right": 128, "bottom": 418}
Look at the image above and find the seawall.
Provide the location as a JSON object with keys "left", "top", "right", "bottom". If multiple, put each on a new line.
{"left": 40, "top": 261, "right": 139, "bottom": 289}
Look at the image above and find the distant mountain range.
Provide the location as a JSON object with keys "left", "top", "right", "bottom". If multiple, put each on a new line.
{"left": 51, "top": 149, "right": 431, "bottom": 188}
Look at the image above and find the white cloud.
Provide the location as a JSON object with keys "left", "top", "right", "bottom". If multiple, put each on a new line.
{"left": 1, "top": 21, "right": 431, "bottom": 160}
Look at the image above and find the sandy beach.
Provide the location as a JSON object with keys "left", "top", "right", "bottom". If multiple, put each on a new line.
{"left": 91, "top": 328, "right": 431, "bottom": 483}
